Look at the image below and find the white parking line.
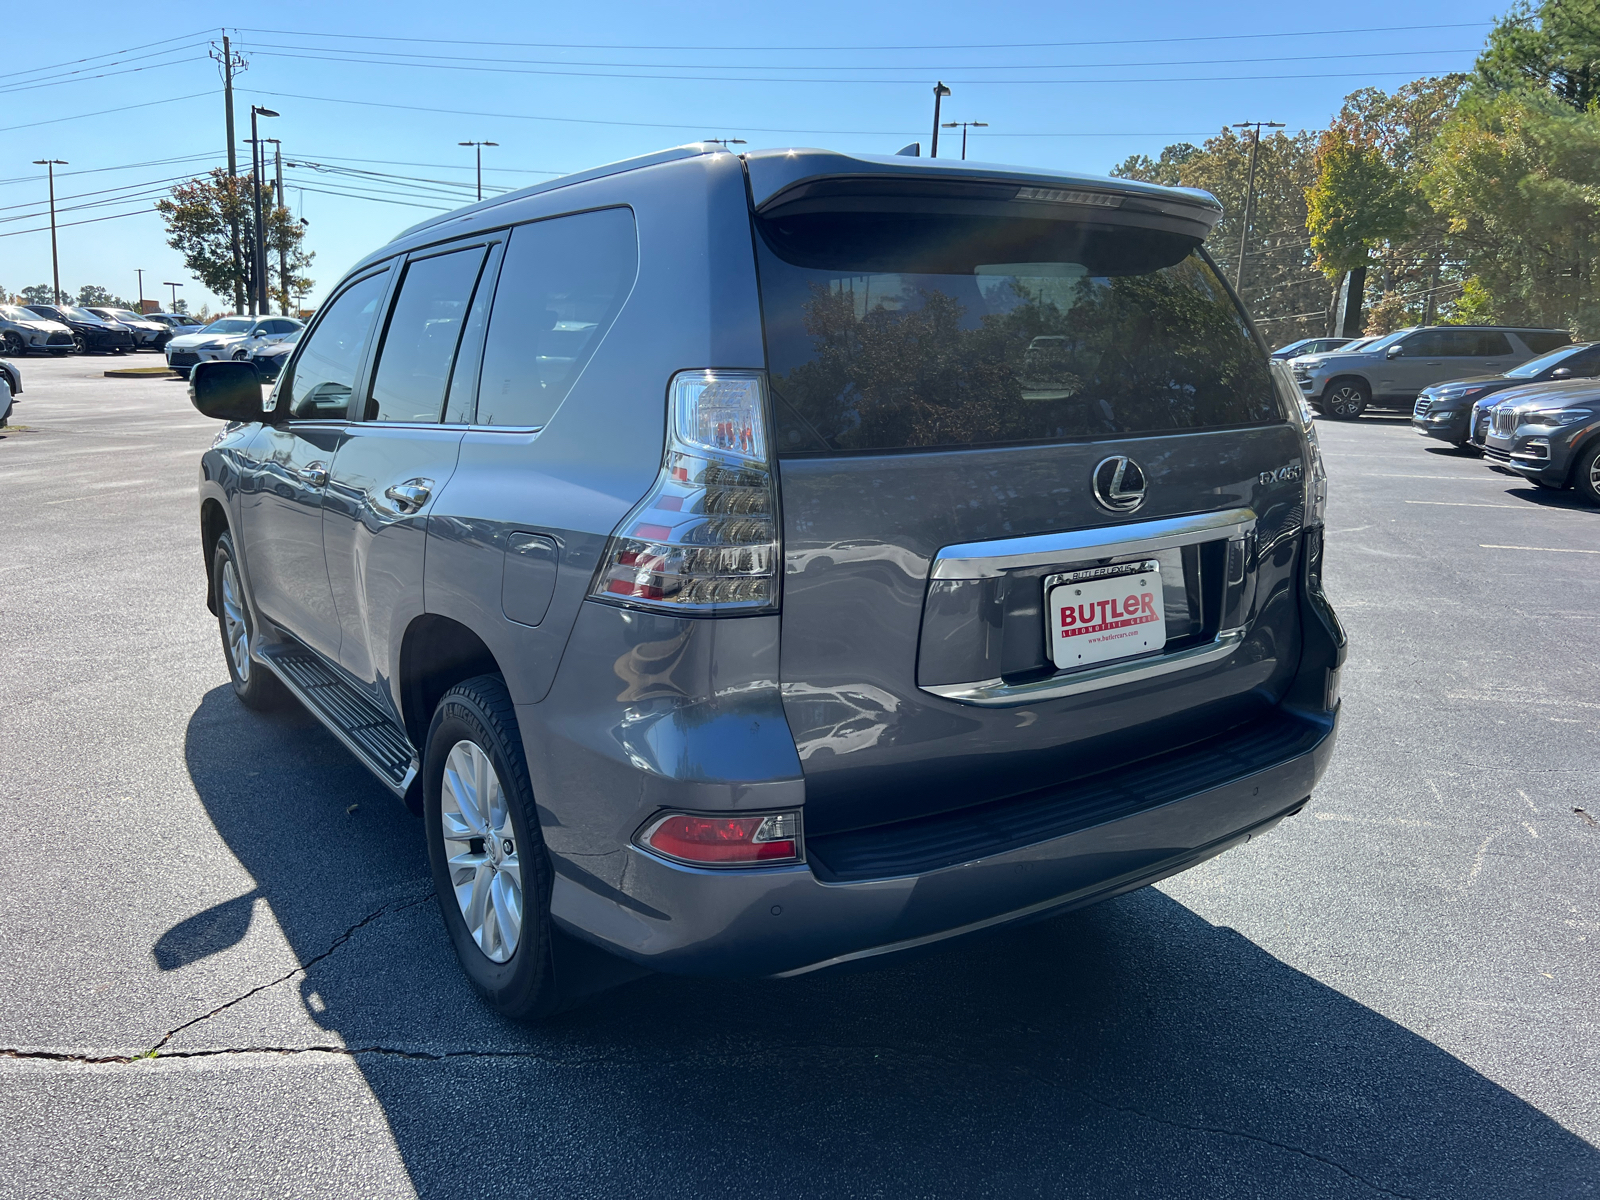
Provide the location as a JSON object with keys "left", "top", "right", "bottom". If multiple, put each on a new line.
{"left": 1405, "top": 501, "right": 1525, "bottom": 509}
{"left": 1480, "top": 544, "right": 1600, "bottom": 554}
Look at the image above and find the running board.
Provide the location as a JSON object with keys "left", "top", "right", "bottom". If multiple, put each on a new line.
{"left": 258, "top": 644, "right": 420, "bottom": 799}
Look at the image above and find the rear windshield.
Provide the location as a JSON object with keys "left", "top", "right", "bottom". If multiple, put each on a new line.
{"left": 754, "top": 212, "right": 1281, "bottom": 456}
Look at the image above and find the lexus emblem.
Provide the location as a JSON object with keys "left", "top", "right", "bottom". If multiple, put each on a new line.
{"left": 1091, "top": 456, "right": 1147, "bottom": 512}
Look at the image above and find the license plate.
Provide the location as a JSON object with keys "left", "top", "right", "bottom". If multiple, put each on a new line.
{"left": 1044, "top": 560, "right": 1167, "bottom": 671}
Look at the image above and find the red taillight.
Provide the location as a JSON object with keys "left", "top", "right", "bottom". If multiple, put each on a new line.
{"left": 638, "top": 812, "right": 801, "bottom": 867}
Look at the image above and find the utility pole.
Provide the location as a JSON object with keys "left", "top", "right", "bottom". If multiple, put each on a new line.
{"left": 211, "top": 34, "right": 247, "bottom": 314}
{"left": 270, "top": 139, "right": 288, "bottom": 315}
{"left": 940, "top": 120, "right": 988, "bottom": 160}
{"left": 135, "top": 268, "right": 146, "bottom": 311}
{"left": 163, "top": 282, "right": 183, "bottom": 311}
{"left": 930, "top": 82, "right": 952, "bottom": 158}
{"left": 458, "top": 141, "right": 499, "bottom": 202}
{"left": 249, "top": 106, "right": 279, "bottom": 315}
{"left": 31, "top": 159, "right": 67, "bottom": 302}
{"left": 1231, "top": 120, "right": 1284, "bottom": 298}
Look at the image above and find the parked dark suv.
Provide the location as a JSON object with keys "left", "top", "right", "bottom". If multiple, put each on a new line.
{"left": 188, "top": 145, "right": 1345, "bottom": 1017}
{"left": 22, "top": 303, "right": 135, "bottom": 354}
{"left": 1480, "top": 378, "right": 1600, "bottom": 504}
{"left": 1412, "top": 341, "right": 1600, "bottom": 448}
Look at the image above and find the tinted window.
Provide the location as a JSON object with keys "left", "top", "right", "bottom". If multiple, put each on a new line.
{"left": 1405, "top": 331, "right": 1458, "bottom": 356}
{"left": 366, "top": 246, "right": 488, "bottom": 423}
{"left": 475, "top": 207, "right": 638, "bottom": 428}
{"left": 284, "top": 270, "right": 390, "bottom": 419}
{"left": 1473, "top": 332, "right": 1511, "bottom": 355}
{"left": 1521, "top": 331, "right": 1572, "bottom": 354}
{"left": 756, "top": 213, "right": 1279, "bottom": 455}
{"left": 444, "top": 244, "right": 503, "bottom": 425}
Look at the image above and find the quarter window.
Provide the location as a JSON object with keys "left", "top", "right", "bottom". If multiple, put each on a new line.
{"left": 366, "top": 246, "right": 489, "bottom": 423}
{"left": 283, "top": 270, "right": 390, "bottom": 420}
{"left": 474, "top": 207, "right": 638, "bottom": 428}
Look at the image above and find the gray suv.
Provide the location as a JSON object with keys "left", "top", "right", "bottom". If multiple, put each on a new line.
{"left": 188, "top": 145, "right": 1345, "bottom": 1017}
{"left": 1294, "top": 325, "right": 1571, "bottom": 419}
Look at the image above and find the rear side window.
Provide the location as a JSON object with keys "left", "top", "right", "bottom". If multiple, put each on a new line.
{"left": 1475, "top": 332, "right": 1513, "bottom": 356}
{"left": 755, "top": 212, "right": 1280, "bottom": 455}
{"left": 474, "top": 206, "right": 638, "bottom": 428}
{"left": 366, "top": 245, "right": 488, "bottom": 422}
{"left": 1521, "top": 330, "right": 1572, "bottom": 354}
{"left": 283, "top": 270, "right": 390, "bottom": 419}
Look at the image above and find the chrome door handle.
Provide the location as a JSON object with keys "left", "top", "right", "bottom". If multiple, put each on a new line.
{"left": 297, "top": 462, "right": 329, "bottom": 487}
{"left": 383, "top": 478, "right": 433, "bottom": 514}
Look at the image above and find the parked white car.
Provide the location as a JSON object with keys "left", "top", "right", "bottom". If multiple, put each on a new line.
{"left": 165, "top": 316, "right": 304, "bottom": 377}
{"left": 0, "top": 304, "right": 76, "bottom": 356}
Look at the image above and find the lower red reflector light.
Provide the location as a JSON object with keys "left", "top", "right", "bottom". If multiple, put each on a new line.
{"left": 641, "top": 813, "right": 800, "bottom": 866}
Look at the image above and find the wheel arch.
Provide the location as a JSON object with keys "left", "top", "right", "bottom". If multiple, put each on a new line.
{"left": 1562, "top": 424, "right": 1600, "bottom": 487}
{"left": 399, "top": 614, "right": 505, "bottom": 759}
{"left": 200, "top": 497, "right": 230, "bottom": 615}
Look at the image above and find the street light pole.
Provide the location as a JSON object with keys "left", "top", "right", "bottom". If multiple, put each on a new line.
{"left": 266, "top": 138, "right": 288, "bottom": 314}
{"left": 940, "top": 120, "right": 989, "bottom": 160}
{"left": 32, "top": 159, "right": 67, "bottom": 303}
{"left": 458, "top": 141, "right": 499, "bottom": 201}
{"left": 930, "top": 82, "right": 952, "bottom": 158}
{"left": 163, "top": 282, "right": 183, "bottom": 311}
{"left": 249, "top": 106, "right": 279, "bottom": 315}
{"left": 135, "top": 268, "right": 145, "bottom": 311}
{"left": 1231, "top": 120, "right": 1284, "bottom": 298}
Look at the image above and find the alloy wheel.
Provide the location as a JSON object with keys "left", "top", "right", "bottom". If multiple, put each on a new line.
{"left": 0, "top": 332, "right": 22, "bottom": 357}
{"left": 219, "top": 559, "right": 251, "bottom": 682}
{"left": 1590, "top": 453, "right": 1600, "bottom": 495}
{"left": 1327, "top": 386, "right": 1365, "bottom": 418}
{"left": 440, "top": 740, "right": 523, "bottom": 963}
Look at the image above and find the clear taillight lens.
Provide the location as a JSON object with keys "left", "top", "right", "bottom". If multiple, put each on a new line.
{"left": 591, "top": 370, "right": 779, "bottom": 614}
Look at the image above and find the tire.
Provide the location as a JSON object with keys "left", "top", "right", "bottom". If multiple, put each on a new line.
{"left": 70, "top": 333, "right": 86, "bottom": 355}
{"left": 212, "top": 530, "right": 289, "bottom": 711}
{"left": 1323, "top": 379, "right": 1370, "bottom": 420}
{"left": 423, "top": 675, "right": 561, "bottom": 1020}
{"left": 1574, "top": 441, "right": 1600, "bottom": 508}
{"left": 232, "top": 349, "right": 249, "bottom": 361}
{"left": 0, "top": 331, "right": 23, "bottom": 357}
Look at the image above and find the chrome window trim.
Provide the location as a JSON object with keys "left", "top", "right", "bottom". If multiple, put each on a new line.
{"left": 930, "top": 507, "right": 1257, "bottom": 580}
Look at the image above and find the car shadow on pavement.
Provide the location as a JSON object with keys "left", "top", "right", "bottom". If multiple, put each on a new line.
{"left": 181, "top": 687, "right": 1600, "bottom": 1199}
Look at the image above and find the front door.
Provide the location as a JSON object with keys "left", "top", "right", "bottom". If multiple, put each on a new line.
{"left": 321, "top": 242, "right": 492, "bottom": 703}
{"left": 237, "top": 267, "right": 394, "bottom": 661}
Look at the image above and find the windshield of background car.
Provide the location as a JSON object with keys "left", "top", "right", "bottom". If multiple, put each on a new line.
{"left": 755, "top": 211, "right": 1279, "bottom": 455}
{"left": 1506, "top": 343, "right": 1593, "bottom": 378}
{"left": 62, "top": 307, "right": 102, "bottom": 322}
{"left": 0, "top": 306, "right": 40, "bottom": 323}
{"left": 203, "top": 318, "right": 253, "bottom": 334}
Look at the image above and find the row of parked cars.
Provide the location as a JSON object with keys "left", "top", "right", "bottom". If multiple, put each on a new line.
{"left": 0, "top": 303, "right": 203, "bottom": 356}
{"left": 1275, "top": 325, "right": 1600, "bottom": 505}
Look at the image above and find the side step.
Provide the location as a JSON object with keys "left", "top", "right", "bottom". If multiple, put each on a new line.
{"left": 258, "top": 644, "right": 420, "bottom": 799}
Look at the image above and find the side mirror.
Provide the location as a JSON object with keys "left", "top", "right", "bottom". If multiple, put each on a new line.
{"left": 189, "top": 359, "right": 267, "bottom": 423}
{"left": 1386, "top": 344, "right": 1404, "bottom": 359}
{"left": 1550, "top": 367, "right": 1574, "bottom": 379}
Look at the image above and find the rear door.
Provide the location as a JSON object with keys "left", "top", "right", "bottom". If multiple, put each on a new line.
{"left": 322, "top": 240, "right": 497, "bottom": 703}
{"left": 1473, "top": 331, "right": 1518, "bottom": 375}
{"left": 754, "top": 190, "right": 1308, "bottom": 836}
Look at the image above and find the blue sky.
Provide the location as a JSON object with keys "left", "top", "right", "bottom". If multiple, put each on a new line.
{"left": 4, "top": 0, "right": 1502, "bottom": 310}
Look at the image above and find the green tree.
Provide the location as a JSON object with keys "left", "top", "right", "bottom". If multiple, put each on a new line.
{"left": 1425, "top": 93, "right": 1600, "bottom": 335}
{"left": 1306, "top": 128, "right": 1413, "bottom": 278}
{"left": 1474, "top": 0, "right": 1600, "bottom": 109}
{"left": 20, "top": 284, "right": 56, "bottom": 305}
{"left": 155, "top": 169, "right": 313, "bottom": 314}
{"left": 1115, "top": 128, "right": 1325, "bottom": 344}
{"left": 76, "top": 285, "right": 138, "bottom": 309}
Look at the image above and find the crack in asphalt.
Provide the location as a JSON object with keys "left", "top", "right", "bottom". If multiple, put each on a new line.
{"left": 1058, "top": 1085, "right": 1421, "bottom": 1200}
{"left": 145, "top": 890, "right": 439, "bottom": 1055}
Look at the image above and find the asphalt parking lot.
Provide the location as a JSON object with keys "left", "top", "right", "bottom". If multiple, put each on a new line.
{"left": 1, "top": 354, "right": 1596, "bottom": 1199}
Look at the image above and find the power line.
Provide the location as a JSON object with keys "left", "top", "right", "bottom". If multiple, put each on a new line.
{"left": 289, "top": 182, "right": 452, "bottom": 212}
{"left": 0, "top": 153, "right": 222, "bottom": 189}
{"left": 294, "top": 150, "right": 562, "bottom": 176}
{"left": 0, "top": 90, "right": 213, "bottom": 134}
{"left": 244, "top": 46, "right": 1475, "bottom": 85}
{"left": 232, "top": 20, "right": 1492, "bottom": 53}
{"left": 0, "top": 51, "right": 212, "bottom": 97}
{"left": 234, "top": 38, "right": 1481, "bottom": 73}
{"left": 8, "top": 28, "right": 213, "bottom": 82}
{"left": 0, "top": 205, "right": 162, "bottom": 241}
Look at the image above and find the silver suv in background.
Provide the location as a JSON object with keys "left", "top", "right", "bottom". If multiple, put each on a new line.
{"left": 187, "top": 145, "right": 1344, "bottom": 1018}
{"left": 1294, "top": 326, "right": 1572, "bottom": 419}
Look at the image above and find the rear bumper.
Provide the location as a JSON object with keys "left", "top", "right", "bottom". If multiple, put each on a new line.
{"left": 551, "top": 707, "right": 1336, "bottom": 977}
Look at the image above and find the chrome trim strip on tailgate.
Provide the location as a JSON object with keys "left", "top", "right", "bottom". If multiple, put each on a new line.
{"left": 930, "top": 507, "right": 1257, "bottom": 580}
{"left": 923, "top": 628, "right": 1247, "bottom": 706}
